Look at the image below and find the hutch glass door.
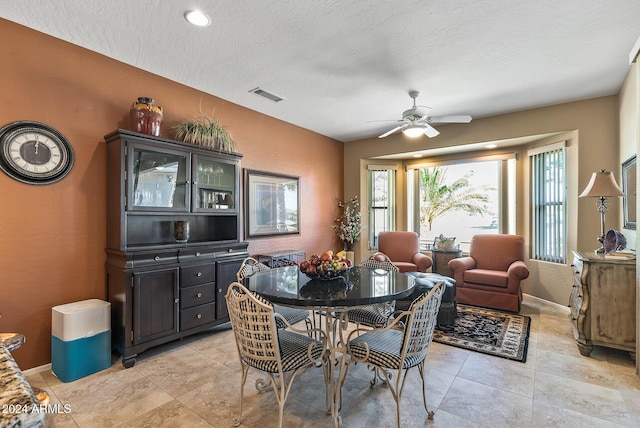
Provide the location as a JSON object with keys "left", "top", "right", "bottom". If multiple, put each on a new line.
{"left": 193, "top": 155, "right": 237, "bottom": 211}
{"left": 129, "top": 144, "right": 188, "bottom": 211}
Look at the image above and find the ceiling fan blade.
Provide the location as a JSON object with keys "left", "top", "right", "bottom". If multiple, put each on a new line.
{"left": 428, "top": 115, "right": 473, "bottom": 124}
{"left": 423, "top": 123, "right": 440, "bottom": 138}
{"left": 378, "top": 124, "right": 406, "bottom": 138}
{"left": 367, "top": 119, "right": 405, "bottom": 123}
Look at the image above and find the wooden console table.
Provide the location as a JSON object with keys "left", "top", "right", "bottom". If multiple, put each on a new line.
{"left": 569, "top": 251, "right": 636, "bottom": 361}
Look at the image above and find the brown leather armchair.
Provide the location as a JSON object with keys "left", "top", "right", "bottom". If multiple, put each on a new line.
{"left": 448, "top": 234, "right": 529, "bottom": 312}
{"left": 377, "top": 231, "right": 432, "bottom": 272}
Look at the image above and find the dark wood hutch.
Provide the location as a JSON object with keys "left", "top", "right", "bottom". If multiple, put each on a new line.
{"left": 104, "top": 130, "right": 248, "bottom": 367}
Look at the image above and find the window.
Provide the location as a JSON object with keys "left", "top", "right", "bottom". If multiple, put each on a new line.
{"left": 408, "top": 156, "right": 514, "bottom": 252}
{"left": 529, "top": 142, "right": 566, "bottom": 263}
{"left": 368, "top": 167, "right": 395, "bottom": 248}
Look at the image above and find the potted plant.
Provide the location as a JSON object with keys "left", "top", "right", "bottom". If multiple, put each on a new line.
{"left": 173, "top": 110, "right": 236, "bottom": 152}
{"left": 332, "top": 196, "right": 362, "bottom": 251}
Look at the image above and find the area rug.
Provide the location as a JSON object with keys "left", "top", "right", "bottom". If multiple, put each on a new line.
{"left": 432, "top": 304, "right": 531, "bottom": 362}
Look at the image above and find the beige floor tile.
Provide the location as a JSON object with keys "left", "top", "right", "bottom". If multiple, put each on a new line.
{"left": 532, "top": 401, "right": 628, "bottom": 428}
{"left": 457, "top": 352, "right": 536, "bottom": 397}
{"left": 438, "top": 377, "right": 533, "bottom": 426}
{"left": 535, "top": 349, "right": 618, "bottom": 388}
{"left": 534, "top": 370, "right": 635, "bottom": 426}
{"left": 23, "top": 298, "right": 640, "bottom": 427}
{"left": 117, "top": 399, "right": 212, "bottom": 427}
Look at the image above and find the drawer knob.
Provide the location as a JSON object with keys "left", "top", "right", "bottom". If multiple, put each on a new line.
{"left": 197, "top": 292, "right": 202, "bottom": 298}
{"left": 197, "top": 314, "right": 202, "bottom": 319}
{"left": 197, "top": 272, "right": 202, "bottom": 277}
{"left": 196, "top": 252, "right": 201, "bottom": 257}
{"left": 174, "top": 298, "right": 179, "bottom": 303}
{"left": 154, "top": 256, "right": 160, "bottom": 261}
{"left": 228, "top": 249, "right": 233, "bottom": 253}
{"left": 218, "top": 288, "right": 223, "bottom": 293}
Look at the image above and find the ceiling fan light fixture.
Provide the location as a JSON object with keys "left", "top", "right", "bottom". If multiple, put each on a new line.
{"left": 184, "top": 10, "right": 211, "bottom": 27}
{"left": 402, "top": 125, "right": 425, "bottom": 138}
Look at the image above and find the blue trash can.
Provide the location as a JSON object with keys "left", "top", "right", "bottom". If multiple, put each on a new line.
{"left": 51, "top": 299, "right": 111, "bottom": 382}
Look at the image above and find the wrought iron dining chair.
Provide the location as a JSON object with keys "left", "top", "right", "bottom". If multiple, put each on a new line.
{"left": 345, "top": 254, "right": 400, "bottom": 328}
{"left": 343, "top": 281, "right": 445, "bottom": 427}
{"left": 225, "top": 282, "right": 327, "bottom": 428}
{"left": 236, "top": 257, "right": 312, "bottom": 330}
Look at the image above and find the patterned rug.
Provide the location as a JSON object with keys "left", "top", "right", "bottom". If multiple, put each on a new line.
{"left": 432, "top": 304, "right": 531, "bottom": 362}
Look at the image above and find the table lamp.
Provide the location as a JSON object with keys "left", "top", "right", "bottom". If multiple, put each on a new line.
{"left": 579, "top": 169, "right": 624, "bottom": 253}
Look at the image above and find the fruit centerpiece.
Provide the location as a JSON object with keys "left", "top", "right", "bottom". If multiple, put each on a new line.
{"left": 299, "top": 250, "right": 352, "bottom": 280}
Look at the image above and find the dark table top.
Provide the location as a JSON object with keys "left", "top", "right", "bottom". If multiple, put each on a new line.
{"left": 243, "top": 265, "right": 416, "bottom": 308}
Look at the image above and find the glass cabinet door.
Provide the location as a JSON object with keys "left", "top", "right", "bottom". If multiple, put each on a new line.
{"left": 128, "top": 144, "right": 189, "bottom": 211}
{"left": 193, "top": 154, "right": 237, "bottom": 212}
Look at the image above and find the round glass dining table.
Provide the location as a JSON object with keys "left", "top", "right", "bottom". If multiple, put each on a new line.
{"left": 243, "top": 265, "right": 416, "bottom": 427}
{"left": 243, "top": 265, "right": 416, "bottom": 308}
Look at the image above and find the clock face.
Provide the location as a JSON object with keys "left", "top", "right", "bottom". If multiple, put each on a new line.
{"left": 0, "top": 121, "right": 74, "bottom": 184}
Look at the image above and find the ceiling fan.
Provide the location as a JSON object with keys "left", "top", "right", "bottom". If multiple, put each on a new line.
{"left": 374, "top": 91, "right": 472, "bottom": 138}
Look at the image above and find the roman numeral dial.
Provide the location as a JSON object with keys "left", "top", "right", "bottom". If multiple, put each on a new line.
{"left": 0, "top": 121, "right": 74, "bottom": 185}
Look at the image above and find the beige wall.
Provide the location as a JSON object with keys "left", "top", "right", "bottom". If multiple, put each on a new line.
{"left": 619, "top": 59, "right": 639, "bottom": 371}
{"left": 0, "top": 19, "right": 344, "bottom": 369}
{"left": 345, "top": 96, "right": 621, "bottom": 307}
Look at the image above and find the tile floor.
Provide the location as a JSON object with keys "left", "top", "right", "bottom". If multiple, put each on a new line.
{"left": 26, "top": 295, "right": 640, "bottom": 427}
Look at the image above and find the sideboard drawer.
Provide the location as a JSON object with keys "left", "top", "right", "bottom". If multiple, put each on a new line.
{"left": 180, "top": 303, "right": 215, "bottom": 331}
{"left": 180, "top": 263, "right": 215, "bottom": 287}
{"left": 180, "top": 283, "right": 215, "bottom": 309}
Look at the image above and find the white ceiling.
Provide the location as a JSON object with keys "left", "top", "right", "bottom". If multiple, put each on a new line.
{"left": 2, "top": 1, "right": 640, "bottom": 143}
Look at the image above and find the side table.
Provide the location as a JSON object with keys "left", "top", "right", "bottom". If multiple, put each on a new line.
{"left": 432, "top": 249, "right": 462, "bottom": 277}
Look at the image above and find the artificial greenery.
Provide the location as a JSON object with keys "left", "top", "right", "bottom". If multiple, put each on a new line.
{"left": 173, "top": 110, "right": 236, "bottom": 152}
{"left": 333, "top": 196, "right": 362, "bottom": 251}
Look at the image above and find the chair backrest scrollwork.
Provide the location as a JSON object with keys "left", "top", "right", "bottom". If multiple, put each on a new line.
{"left": 236, "top": 256, "right": 271, "bottom": 281}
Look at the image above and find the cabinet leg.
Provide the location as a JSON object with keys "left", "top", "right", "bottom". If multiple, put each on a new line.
{"left": 630, "top": 351, "right": 636, "bottom": 362}
{"left": 577, "top": 342, "right": 593, "bottom": 356}
{"left": 122, "top": 356, "right": 137, "bottom": 368}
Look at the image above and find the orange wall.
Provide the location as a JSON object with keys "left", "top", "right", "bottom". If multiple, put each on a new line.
{"left": 0, "top": 19, "right": 344, "bottom": 369}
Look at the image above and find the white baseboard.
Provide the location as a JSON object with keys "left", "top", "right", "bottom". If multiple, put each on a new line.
{"left": 23, "top": 363, "right": 51, "bottom": 376}
{"left": 522, "top": 292, "right": 570, "bottom": 313}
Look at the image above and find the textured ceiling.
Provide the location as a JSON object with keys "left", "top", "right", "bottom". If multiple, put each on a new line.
{"left": 2, "top": 1, "right": 640, "bottom": 142}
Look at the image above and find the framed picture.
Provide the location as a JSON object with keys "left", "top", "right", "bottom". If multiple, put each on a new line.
{"left": 244, "top": 169, "right": 300, "bottom": 237}
{"left": 622, "top": 154, "right": 636, "bottom": 230}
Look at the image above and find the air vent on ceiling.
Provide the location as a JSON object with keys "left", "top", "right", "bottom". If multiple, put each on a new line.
{"left": 249, "top": 87, "right": 283, "bottom": 102}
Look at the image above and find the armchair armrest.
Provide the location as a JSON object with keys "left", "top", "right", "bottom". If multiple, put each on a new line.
{"left": 412, "top": 253, "right": 433, "bottom": 272}
{"left": 506, "top": 260, "right": 530, "bottom": 291}
{"left": 448, "top": 256, "right": 476, "bottom": 272}
{"left": 448, "top": 256, "right": 476, "bottom": 285}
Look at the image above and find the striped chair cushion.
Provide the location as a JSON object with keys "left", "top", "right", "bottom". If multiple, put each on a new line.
{"left": 346, "top": 305, "right": 391, "bottom": 327}
{"left": 348, "top": 329, "right": 426, "bottom": 370}
{"left": 273, "top": 305, "right": 310, "bottom": 329}
{"left": 242, "top": 330, "right": 323, "bottom": 372}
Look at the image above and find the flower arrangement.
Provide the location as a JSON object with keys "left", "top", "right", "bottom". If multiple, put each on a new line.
{"left": 435, "top": 234, "right": 457, "bottom": 251}
{"left": 332, "top": 196, "right": 362, "bottom": 251}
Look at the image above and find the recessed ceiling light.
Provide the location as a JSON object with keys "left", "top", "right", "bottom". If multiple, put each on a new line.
{"left": 184, "top": 10, "right": 211, "bottom": 27}
{"left": 485, "top": 144, "right": 498, "bottom": 149}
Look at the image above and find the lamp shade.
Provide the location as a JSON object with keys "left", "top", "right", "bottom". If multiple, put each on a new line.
{"left": 579, "top": 170, "right": 624, "bottom": 198}
{"left": 402, "top": 125, "right": 424, "bottom": 138}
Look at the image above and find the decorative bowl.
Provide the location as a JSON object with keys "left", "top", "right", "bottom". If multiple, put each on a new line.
{"left": 300, "top": 277, "right": 353, "bottom": 299}
{"left": 303, "top": 268, "right": 349, "bottom": 280}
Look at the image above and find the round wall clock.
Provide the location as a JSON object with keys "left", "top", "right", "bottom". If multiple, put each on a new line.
{"left": 0, "top": 121, "right": 74, "bottom": 185}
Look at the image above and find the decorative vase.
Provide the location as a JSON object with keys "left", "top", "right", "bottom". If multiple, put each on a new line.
{"left": 130, "top": 97, "right": 163, "bottom": 136}
{"left": 346, "top": 251, "right": 355, "bottom": 263}
{"left": 174, "top": 220, "right": 190, "bottom": 243}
